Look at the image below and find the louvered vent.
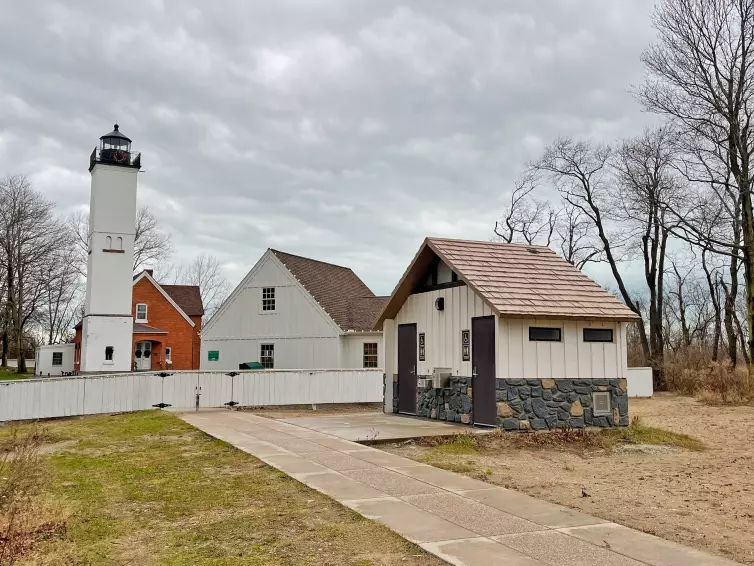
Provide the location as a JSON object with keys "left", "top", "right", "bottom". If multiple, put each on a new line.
{"left": 592, "top": 392, "right": 611, "bottom": 416}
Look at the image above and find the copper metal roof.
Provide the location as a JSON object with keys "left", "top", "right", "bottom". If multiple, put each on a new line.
{"left": 375, "top": 238, "right": 639, "bottom": 327}
{"left": 271, "top": 249, "right": 386, "bottom": 331}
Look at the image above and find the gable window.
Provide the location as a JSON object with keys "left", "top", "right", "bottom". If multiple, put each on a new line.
{"left": 136, "top": 303, "right": 148, "bottom": 322}
{"left": 105, "top": 346, "right": 114, "bottom": 361}
{"left": 363, "top": 343, "right": 378, "bottom": 368}
{"left": 583, "top": 328, "right": 614, "bottom": 343}
{"left": 260, "top": 344, "right": 274, "bottom": 368}
{"left": 529, "top": 327, "right": 562, "bottom": 342}
{"left": 262, "top": 287, "right": 276, "bottom": 311}
{"left": 52, "top": 352, "right": 63, "bottom": 366}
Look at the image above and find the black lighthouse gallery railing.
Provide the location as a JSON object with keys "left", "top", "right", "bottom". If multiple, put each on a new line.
{"left": 89, "top": 147, "right": 141, "bottom": 171}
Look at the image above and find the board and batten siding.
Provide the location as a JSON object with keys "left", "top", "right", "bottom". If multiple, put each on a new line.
{"left": 388, "top": 284, "right": 628, "bottom": 380}
{"left": 393, "top": 284, "right": 495, "bottom": 377}
{"left": 201, "top": 253, "right": 343, "bottom": 371}
{"left": 498, "top": 318, "right": 628, "bottom": 379}
{"left": 340, "top": 333, "right": 384, "bottom": 369}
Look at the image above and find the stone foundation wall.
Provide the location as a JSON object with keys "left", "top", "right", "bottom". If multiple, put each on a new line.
{"left": 394, "top": 374, "right": 628, "bottom": 430}
{"left": 495, "top": 378, "right": 628, "bottom": 430}
{"left": 416, "top": 377, "right": 473, "bottom": 424}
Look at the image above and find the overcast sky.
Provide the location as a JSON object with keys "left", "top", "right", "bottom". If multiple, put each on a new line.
{"left": 0, "top": 1, "right": 659, "bottom": 296}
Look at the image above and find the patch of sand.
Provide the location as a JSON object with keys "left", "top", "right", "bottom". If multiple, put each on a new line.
{"left": 385, "top": 394, "right": 754, "bottom": 565}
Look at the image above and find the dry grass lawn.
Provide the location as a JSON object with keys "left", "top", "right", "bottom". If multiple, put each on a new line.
{"left": 383, "top": 393, "right": 754, "bottom": 565}
{"left": 3, "top": 411, "right": 444, "bottom": 566}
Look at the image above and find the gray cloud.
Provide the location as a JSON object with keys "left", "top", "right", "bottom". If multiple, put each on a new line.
{"left": 0, "top": 0, "right": 658, "bottom": 295}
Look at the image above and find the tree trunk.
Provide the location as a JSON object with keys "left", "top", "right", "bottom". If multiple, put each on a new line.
{"left": 702, "top": 251, "right": 721, "bottom": 361}
{"left": 722, "top": 279, "right": 737, "bottom": 365}
{"left": 726, "top": 259, "right": 739, "bottom": 364}
{"left": 0, "top": 323, "right": 6, "bottom": 367}
{"left": 734, "top": 310, "right": 751, "bottom": 366}
{"left": 14, "top": 242, "right": 25, "bottom": 374}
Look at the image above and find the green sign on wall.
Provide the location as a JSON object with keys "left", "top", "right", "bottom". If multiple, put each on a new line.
{"left": 208, "top": 350, "right": 219, "bottom": 361}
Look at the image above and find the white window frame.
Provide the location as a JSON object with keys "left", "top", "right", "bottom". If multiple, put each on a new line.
{"left": 104, "top": 346, "right": 114, "bottom": 364}
{"left": 136, "top": 303, "right": 148, "bottom": 322}
{"left": 165, "top": 346, "right": 172, "bottom": 364}
{"left": 261, "top": 287, "right": 276, "bottom": 313}
{"left": 260, "top": 343, "right": 274, "bottom": 369}
{"left": 363, "top": 342, "right": 378, "bottom": 368}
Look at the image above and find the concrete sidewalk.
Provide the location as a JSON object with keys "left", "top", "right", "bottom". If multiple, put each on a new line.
{"left": 180, "top": 409, "right": 740, "bottom": 566}
{"left": 280, "top": 411, "right": 490, "bottom": 441}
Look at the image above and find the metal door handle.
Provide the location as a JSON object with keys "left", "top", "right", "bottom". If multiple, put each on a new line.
{"left": 410, "top": 366, "right": 416, "bottom": 376}
{"left": 472, "top": 366, "right": 478, "bottom": 378}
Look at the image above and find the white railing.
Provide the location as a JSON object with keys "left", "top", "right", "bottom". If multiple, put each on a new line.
{"left": 626, "top": 367, "right": 653, "bottom": 397}
{"left": 0, "top": 370, "right": 384, "bottom": 422}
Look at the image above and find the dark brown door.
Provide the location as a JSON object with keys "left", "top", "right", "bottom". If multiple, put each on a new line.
{"left": 398, "top": 324, "right": 417, "bottom": 415}
{"left": 472, "top": 316, "right": 496, "bottom": 426}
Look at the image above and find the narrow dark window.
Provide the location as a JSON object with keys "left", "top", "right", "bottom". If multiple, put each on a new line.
{"left": 529, "top": 327, "right": 562, "bottom": 342}
{"left": 363, "top": 343, "right": 378, "bottom": 368}
{"left": 105, "top": 346, "right": 114, "bottom": 361}
{"left": 583, "top": 328, "right": 613, "bottom": 343}
{"left": 260, "top": 344, "right": 274, "bottom": 368}
{"left": 262, "top": 287, "right": 276, "bottom": 311}
{"left": 52, "top": 352, "right": 63, "bottom": 366}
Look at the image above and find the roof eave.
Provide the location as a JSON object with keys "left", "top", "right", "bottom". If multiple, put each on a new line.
{"left": 373, "top": 237, "right": 641, "bottom": 328}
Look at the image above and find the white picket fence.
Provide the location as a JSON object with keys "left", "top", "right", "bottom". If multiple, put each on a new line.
{"left": 0, "top": 370, "right": 384, "bottom": 422}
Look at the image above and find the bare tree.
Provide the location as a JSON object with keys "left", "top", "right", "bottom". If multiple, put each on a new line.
{"left": 0, "top": 175, "right": 69, "bottom": 372}
{"left": 0, "top": 274, "right": 7, "bottom": 367}
{"left": 165, "top": 253, "right": 231, "bottom": 322}
{"left": 531, "top": 130, "right": 678, "bottom": 389}
{"left": 494, "top": 174, "right": 557, "bottom": 246}
{"left": 554, "top": 202, "right": 601, "bottom": 268}
{"left": 494, "top": 174, "right": 600, "bottom": 268}
{"left": 638, "top": 0, "right": 754, "bottom": 368}
{"left": 39, "top": 245, "right": 82, "bottom": 344}
{"left": 70, "top": 205, "right": 172, "bottom": 276}
{"left": 701, "top": 249, "right": 723, "bottom": 360}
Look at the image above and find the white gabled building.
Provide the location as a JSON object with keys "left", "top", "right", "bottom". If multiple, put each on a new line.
{"left": 201, "top": 249, "right": 388, "bottom": 371}
{"left": 376, "top": 238, "right": 639, "bottom": 429}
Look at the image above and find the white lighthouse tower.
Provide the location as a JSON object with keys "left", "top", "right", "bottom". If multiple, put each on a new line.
{"left": 80, "top": 125, "right": 141, "bottom": 373}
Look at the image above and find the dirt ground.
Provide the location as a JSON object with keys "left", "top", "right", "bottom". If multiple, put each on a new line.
{"left": 384, "top": 394, "right": 754, "bottom": 565}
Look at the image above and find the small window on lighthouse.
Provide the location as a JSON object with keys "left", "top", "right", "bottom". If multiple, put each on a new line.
{"left": 106, "top": 236, "right": 112, "bottom": 249}
{"left": 105, "top": 346, "right": 114, "bottom": 361}
{"left": 117, "top": 237, "right": 123, "bottom": 250}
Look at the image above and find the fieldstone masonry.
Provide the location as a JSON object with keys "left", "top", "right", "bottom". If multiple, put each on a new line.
{"left": 495, "top": 378, "right": 628, "bottom": 430}
{"left": 416, "top": 377, "right": 473, "bottom": 424}
{"left": 392, "top": 374, "right": 629, "bottom": 430}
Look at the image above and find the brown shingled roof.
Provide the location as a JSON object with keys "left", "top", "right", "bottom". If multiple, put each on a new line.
{"left": 161, "top": 284, "right": 204, "bottom": 317}
{"left": 271, "top": 249, "right": 384, "bottom": 331}
{"left": 375, "top": 238, "right": 639, "bottom": 327}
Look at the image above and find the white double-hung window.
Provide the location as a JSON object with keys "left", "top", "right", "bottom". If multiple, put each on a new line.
{"left": 136, "top": 303, "right": 148, "bottom": 322}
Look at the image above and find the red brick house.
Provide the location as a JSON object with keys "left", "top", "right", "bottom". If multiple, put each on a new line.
{"left": 74, "top": 270, "right": 203, "bottom": 371}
